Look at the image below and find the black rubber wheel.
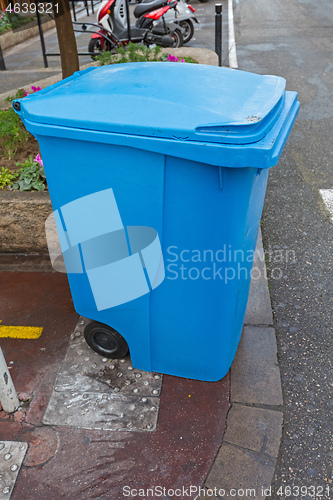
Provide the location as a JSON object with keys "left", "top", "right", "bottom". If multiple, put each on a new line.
{"left": 140, "top": 21, "right": 183, "bottom": 48}
{"left": 84, "top": 322, "right": 129, "bottom": 359}
{"left": 179, "top": 20, "right": 194, "bottom": 44}
{"left": 88, "top": 38, "right": 103, "bottom": 59}
{"left": 170, "top": 27, "right": 184, "bottom": 48}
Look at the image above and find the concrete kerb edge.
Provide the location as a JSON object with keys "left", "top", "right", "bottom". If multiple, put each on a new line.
{"left": 196, "top": 231, "right": 283, "bottom": 500}
{"left": 0, "top": 19, "right": 56, "bottom": 52}
{"left": 0, "top": 47, "right": 283, "bottom": 498}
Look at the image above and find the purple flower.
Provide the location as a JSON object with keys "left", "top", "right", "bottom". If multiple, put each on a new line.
{"left": 34, "top": 153, "right": 43, "bottom": 167}
{"left": 22, "top": 89, "right": 29, "bottom": 97}
{"left": 31, "top": 86, "right": 41, "bottom": 93}
{"left": 167, "top": 54, "right": 179, "bottom": 62}
{"left": 181, "top": 59, "right": 185, "bottom": 63}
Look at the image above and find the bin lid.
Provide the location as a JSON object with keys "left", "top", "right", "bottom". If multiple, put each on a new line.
{"left": 16, "top": 63, "right": 287, "bottom": 145}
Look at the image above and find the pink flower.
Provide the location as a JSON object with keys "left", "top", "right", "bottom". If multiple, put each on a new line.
{"left": 31, "top": 86, "right": 41, "bottom": 93}
{"left": 167, "top": 54, "right": 179, "bottom": 62}
{"left": 22, "top": 89, "right": 29, "bottom": 97}
{"left": 181, "top": 59, "right": 185, "bottom": 63}
{"left": 34, "top": 154, "right": 43, "bottom": 167}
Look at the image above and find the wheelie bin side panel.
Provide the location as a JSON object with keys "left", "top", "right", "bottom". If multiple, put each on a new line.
{"left": 149, "top": 156, "right": 269, "bottom": 380}
{"left": 37, "top": 134, "right": 167, "bottom": 372}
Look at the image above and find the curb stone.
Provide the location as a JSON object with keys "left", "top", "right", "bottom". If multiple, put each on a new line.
{"left": 0, "top": 18, "right": 55, "bottom": 52}
{"left": 195, "top": 230, "right": 283, "bottom": 500}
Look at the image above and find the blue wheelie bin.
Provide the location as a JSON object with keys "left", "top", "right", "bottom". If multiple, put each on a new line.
{"left": 13, "top": 63, "right": 299, "bottom": 381}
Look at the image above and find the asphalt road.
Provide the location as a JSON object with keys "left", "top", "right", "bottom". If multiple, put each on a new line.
{"left": 233, "top": 0, "right": 333, "bottom": 497}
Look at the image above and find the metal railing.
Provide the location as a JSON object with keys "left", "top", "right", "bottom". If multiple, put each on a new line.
{"left": 35, "top": 0, "right": 103, "bottom": 67}
{"left": 0, "top": 0, "right": 102, "bottom": 70}
{"left": 1, "top": 2, "right": 224, "bottom": 71}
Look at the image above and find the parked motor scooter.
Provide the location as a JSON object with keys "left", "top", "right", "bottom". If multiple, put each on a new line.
{"left": 89, "top": 0, "right": 184, "bottom": 54}
{"left": 136, "top": 0, "right": 198, "bottom": 44}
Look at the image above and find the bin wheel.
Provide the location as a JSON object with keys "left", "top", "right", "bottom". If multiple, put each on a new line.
{"left": 84, "top": 322, "right": 129, "bottom": 359}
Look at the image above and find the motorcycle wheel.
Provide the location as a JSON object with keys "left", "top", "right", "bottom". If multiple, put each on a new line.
{"left": 140, "top": 19, "right": 184, "bottom": 48}
{"left": 88, "top": 38, "right": 104, "bottom": 58}
{"left": 179, "top": 20, "right": 194, "bottom": 44}
{"left": 170, "top": 28, "right": 184, "bottom": 48}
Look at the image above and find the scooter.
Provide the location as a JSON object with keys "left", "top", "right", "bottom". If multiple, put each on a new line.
{"left": 136, "top": 0, "right": 198, "bottom": 44}
{"left": 89, "top": 0, "right": 184, "bottom": 54}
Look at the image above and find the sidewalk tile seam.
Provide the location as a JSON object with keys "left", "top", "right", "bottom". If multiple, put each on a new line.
{"left": 198, "top": 400, "right": 234, "bottom": 489}
{"left": 227, "top": 402, "right": 284, "bottom": 412}
{"left": 217, "top": 441, "right": 277, "bottom": 467}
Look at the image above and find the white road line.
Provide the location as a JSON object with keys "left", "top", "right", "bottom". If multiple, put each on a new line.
{"left": 320, "top": 189, "right": 333, "bottom": 223}
{"left": 228, "top": 0, "right": 238, "bottom": 69}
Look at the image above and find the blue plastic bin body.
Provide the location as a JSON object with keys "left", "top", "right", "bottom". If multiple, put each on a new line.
{"left": 14, "top": 63, "right": 299, "bottom": 381}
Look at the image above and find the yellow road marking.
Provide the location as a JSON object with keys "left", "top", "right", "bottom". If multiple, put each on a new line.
{"left": 0, "top": 322, "right": 43, "bottom": 339}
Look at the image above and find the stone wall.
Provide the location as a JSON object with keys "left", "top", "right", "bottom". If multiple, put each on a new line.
{"left": 0, "top": 191, "right": 52, "bottom": 253}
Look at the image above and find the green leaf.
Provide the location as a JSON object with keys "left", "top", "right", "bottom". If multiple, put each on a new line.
{"left": 18, "top": 180, "right": 31, "bottom": 191}
{"left": 31, "top": 181, "right": 44, "bottom": 191}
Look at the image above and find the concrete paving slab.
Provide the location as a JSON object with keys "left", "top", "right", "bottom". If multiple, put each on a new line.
{"left": 206, "top": 442, "right": 276, "bottom": 500}
{"left": 231, "top": 326, "right": 283, "bottom": 406}
{"left": 244, "top": 231, "right": 273, "bottom": 326}
{"left": 223, "top": 404, "right": 283, "bottom": 458}
{"left": 43, "top": 319, "right": 163, "bottom": 432}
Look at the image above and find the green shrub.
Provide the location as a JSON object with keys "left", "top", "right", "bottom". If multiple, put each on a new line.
{"left": 12, "top": 156, "right": 47, "bottom": 191}
{"left": 0, "top": 167, "right": 17, "bottom": 190}
{"left": 0, "top": 89, "right": 30, "bottom": 159}
{"left": 95, "top": 43, "right": 197, "bottom": 66}
{"left": 0, "top": 10, "right": 33, "bottom": 35}
{"left": 96, "top": 43, "right": 163, "bottom": 65}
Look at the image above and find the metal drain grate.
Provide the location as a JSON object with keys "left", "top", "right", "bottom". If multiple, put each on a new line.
{"left": 0, "top": 441, "right": 28, "bottom": 499}
{"left": 43, "top": 318, "right": 162, "bottom": 431}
